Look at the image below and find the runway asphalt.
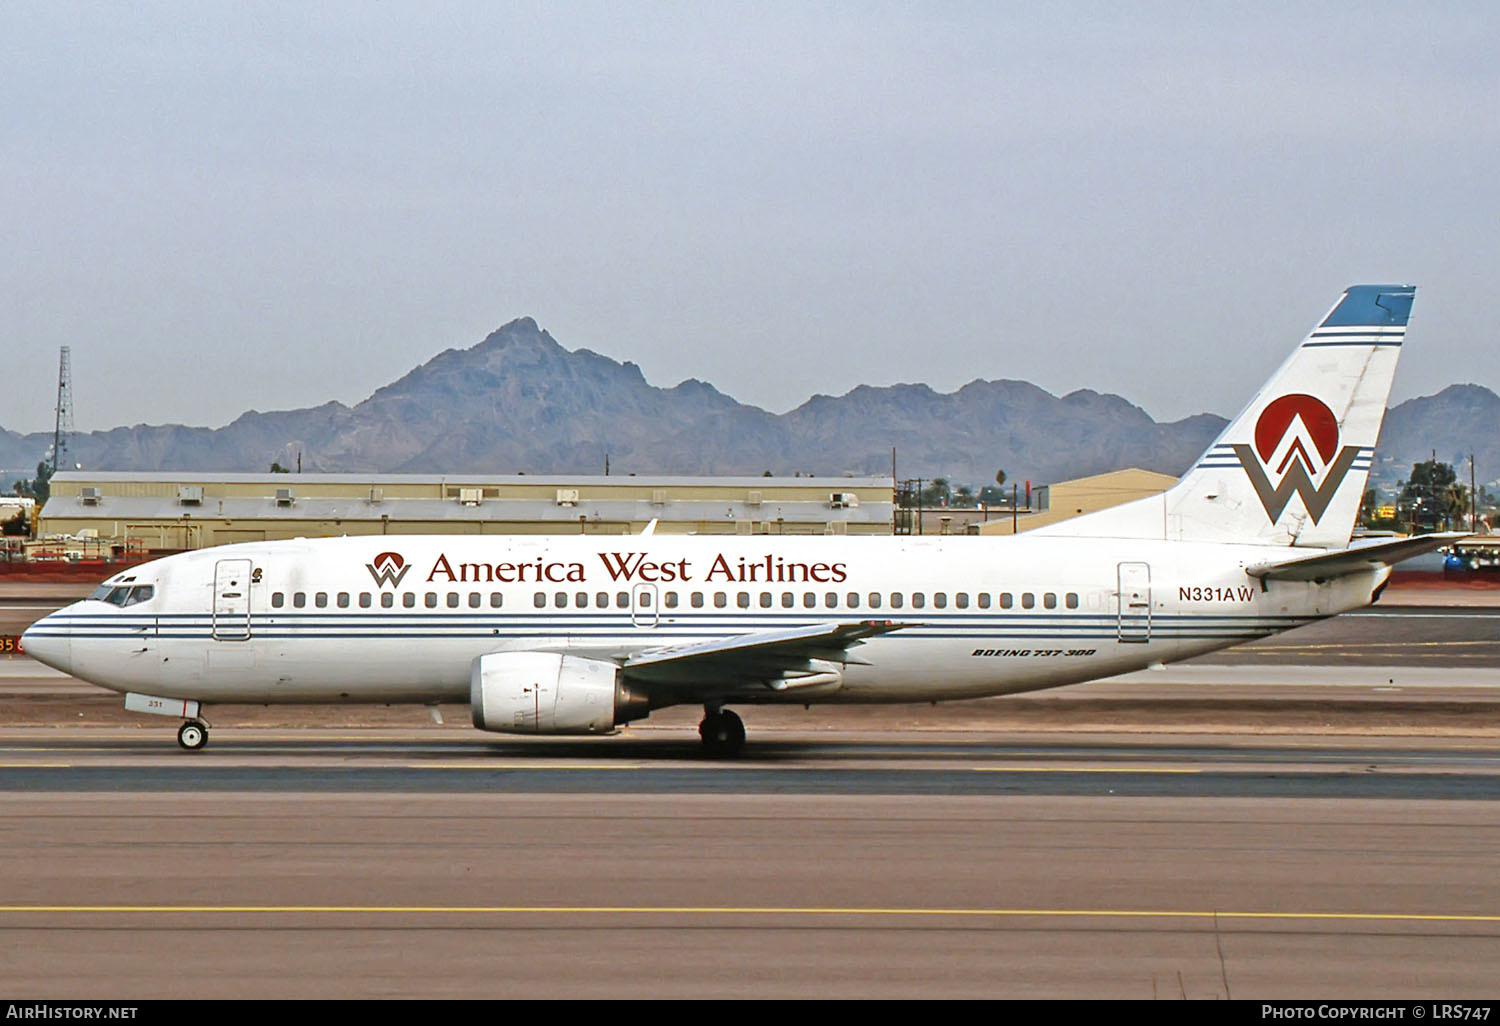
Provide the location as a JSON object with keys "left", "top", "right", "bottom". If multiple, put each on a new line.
{"left": 3, "top": 789, "right": 1500, "bottom": 998}
{"left": 0, "top": 595, "right": 1496, "bottom": 997}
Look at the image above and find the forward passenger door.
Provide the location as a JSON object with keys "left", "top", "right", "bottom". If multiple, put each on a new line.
{"left": 212, "top": 559, "right": 253, "bottom": 641}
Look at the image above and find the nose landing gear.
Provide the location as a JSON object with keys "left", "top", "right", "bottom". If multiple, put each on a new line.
{"left": 177, "top": 719, "right": 209, "bottom": 751}
{"left": 698, "top": 707, "right": 745, "bottom": 757}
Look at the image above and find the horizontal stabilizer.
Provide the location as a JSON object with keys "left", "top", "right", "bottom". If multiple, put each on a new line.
{"left": 1245, "top": 533, "right": 1467, "bottom": 582}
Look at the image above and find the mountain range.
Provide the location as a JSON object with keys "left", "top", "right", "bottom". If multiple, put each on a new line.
{"left": 2, "top": 317, "right": 1495, "bottom": 492}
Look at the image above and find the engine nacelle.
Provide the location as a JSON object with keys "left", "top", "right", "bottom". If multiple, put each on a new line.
{"left": 469, "top": 652, "right": 652, "bottom": 735}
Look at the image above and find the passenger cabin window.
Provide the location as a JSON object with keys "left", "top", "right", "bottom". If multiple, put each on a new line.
{"left": 381, "top": 593, "right": 394, "bottom": 608}
{"left": 360, "top": 593, "right": 372, "bottom": 608}
{"left": 597, "top": 592, "right": 610, "bottom": 608}
{"left": 468, "top": 593, "right": 481, "bottom": 609}
{"left": 664, "top": 593, "right": 678, "bottom": 609}
{"left": 911, "top": 593, "right": 925, "bottom": 609}
{"left": 616, "top": 593, "right": 629, "bottom": 608}
{"left": 825, "top": 593, "right": 838, "bottom": 608}
{"left": 803, "top": 593, "right": 816, "bottom": 609}
{"left": 490, "top": 592, "right": 503, "bottom": 608}
{"left": 293, "top": 592, "right": 306, "bottom": 608}
{"left": 890, "top": 593, "right": 904, "bottom": 609}
{"left": 846, "top": 592, "right": 860, "bottom": 608}
{"left": 714, "top": 592, "right": 727, "bottom": 608}
{"left": 425, "top": 592, "right": 438, "bottom": 608}
{"left": 315, "top": 592, "right": 328, "bottom": 608}
{"left": 781, "top": 592, "right": 794, "bottom": 608}
{"left": 760, "top": 592, "right": 773, "bottom": 608}
{"left": 737, "top": 592, "right": 750, "bottom": 608}
{"left": 402, "top": 593, "right": 416, "bottom": 608}
{"left": 934, "top": 593, "right": 947, "bottom": 609}
{"left": 448, "top": 593, "right": 461, "bottom": 608}
{"left": 271, "top": 592, "right": 285, "bottom": 609}
{"left": 955, "top": 593, "right": 968, "bottom": 609}
{"left": 1043, "top": 593, "right": 1057, "bottom": 609}
{"left": 555, "top": 592, "right": 569, "bottom": 608}
{"left": 1022, "top": 593, "right": 1035, "bottom": 609}
{"left": 1000, "top": 593, "right": 1013, "bottom": 609}
{"left": 978, "top": 593, "right": 990, "bottom": 609}
{"left": 534, "top": 592, "right": 546, "bottom": 608}
{"left": 1066, "top": 592, "right": 1079, "bottom": 609}
{"left": 867, "top": 593, "right": 881, "bottom": 609}
{"left": 337, "top": 592, "right": 350, "bottom": 608}
{"left": 691, "top": 592, "right": 705, "bottom": 608}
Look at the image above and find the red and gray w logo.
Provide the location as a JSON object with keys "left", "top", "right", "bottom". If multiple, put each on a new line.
{"left": 365, "top": 551, "right": 410, "bottom": 588}
{"left": 1233, "top": 394, "right": 1362, "bottom": 525}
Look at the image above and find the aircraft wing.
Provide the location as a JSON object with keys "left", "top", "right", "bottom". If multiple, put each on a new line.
{"left": 622, "top": 620, "right": 910, "bottom": 689}
{"left": 1245, "top": 533, "right": 1468, "bottom": 582}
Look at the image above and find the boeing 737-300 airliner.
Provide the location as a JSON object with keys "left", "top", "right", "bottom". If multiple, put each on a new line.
{"left": 23, "top": 285, "right": 1451, "bottom": 753}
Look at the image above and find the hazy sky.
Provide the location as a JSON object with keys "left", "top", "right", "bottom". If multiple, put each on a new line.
{"left": 4, "top": 2, "right": 1497, "bottom": 434}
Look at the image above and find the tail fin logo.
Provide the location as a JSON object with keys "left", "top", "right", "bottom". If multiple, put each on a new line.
{"left": 1232, "top": 394, "right": 1361, "bottom": 525}
{"left": 366, "top": 551, "right": 410, "bottom": 588}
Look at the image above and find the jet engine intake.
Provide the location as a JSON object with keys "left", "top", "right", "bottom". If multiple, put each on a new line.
{"left": 470, "top": 651, "right": 651, "bottom": 735}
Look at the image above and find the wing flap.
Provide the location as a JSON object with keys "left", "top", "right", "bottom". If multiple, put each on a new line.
{"left": 623, "top": 620, "right": 909, "bottom": 686}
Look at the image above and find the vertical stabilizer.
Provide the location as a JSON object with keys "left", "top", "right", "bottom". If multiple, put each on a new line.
{"left": 1035, "top": 284, "right": 1414, "bottom": 547}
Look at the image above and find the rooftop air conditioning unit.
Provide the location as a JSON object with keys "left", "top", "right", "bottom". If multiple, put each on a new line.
{"left": 178, "top": 485, "right": 204, "bottom": 506}
{"left": 369, "top": 487, "right": 384, "bottom": 504}
{"left": 746, "top": 490, "right": 762, "bottom": 506}
{"left": 275, "top": 488, "right": 295, "bottom": 507}
{"left": 651, "top": 489, "right": 667, "bottom": 506}
{"left": 459, "top": 487, "right": 482, "bottom": 507}
{"left": 79, "top": 487, "right": 100, "bottom": 506}
{"left": 555, "top": 489, "right": 579, "bottom": 506}
{"left": 829, "top": 492, "right": 859, "bottom": 509}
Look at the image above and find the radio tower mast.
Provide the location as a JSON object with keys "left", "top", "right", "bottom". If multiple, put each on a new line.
{"left": 51, "top": 346, "right": 73, "bottom": 475}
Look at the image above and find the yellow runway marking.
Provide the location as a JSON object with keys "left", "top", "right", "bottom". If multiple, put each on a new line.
{"left": 403, "top": 763, "right": 1196, "bottom": 774}
{"left": 408, "top": 763, "right": 642, "bottom": 770}
{"left": 1, "top": 904, "right": 1497, "bottom": 925}
{"left": 971, "top": 766, "right": 1199, "bottom": 774}
{"left": 1254, "top": 640, "right": 1500, "bottom": 650}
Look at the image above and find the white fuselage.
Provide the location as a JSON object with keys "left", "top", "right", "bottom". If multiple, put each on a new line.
{"left": 23, "top": 533, "right": 1384, "bottom": 710}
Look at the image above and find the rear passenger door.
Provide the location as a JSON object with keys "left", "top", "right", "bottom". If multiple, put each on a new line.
{"left": 1116, "top": 562, "right": 1151, "bottom": 643}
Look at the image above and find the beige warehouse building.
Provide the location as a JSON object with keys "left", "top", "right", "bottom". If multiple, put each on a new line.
{"left": 977, "top": 468, "right": 1176, "bottom": 535}
{"left": 39, "top": 472, "right": 895, "bottom": 552}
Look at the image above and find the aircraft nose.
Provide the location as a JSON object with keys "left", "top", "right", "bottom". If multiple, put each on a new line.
{"left": 21, "top": 613, "right": 72, "bottom": 676}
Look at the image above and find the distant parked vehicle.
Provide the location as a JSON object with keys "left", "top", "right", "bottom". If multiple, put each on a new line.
{"left": 1444, "top": 537, "right": 1500, "bottom": 575}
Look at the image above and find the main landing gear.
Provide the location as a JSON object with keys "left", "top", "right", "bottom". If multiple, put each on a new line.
{"left": 698, "top": 707, "right": 745, "bottom": 757}
{"left": 177, "top": 719, "right": 209, "bottom": 751}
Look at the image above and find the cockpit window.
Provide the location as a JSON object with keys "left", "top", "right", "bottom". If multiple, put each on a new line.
{"left": 89, "top": 584, "right": 154, "bottom": 607}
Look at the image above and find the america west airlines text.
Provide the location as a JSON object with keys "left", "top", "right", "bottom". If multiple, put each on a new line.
{"left": 424, "top": 551, "right": 849, "bottom": 586}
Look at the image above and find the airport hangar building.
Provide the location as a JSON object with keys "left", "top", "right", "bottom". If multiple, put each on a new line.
{"left": 38, "top": 471, "right": 897, "bottom": 551}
